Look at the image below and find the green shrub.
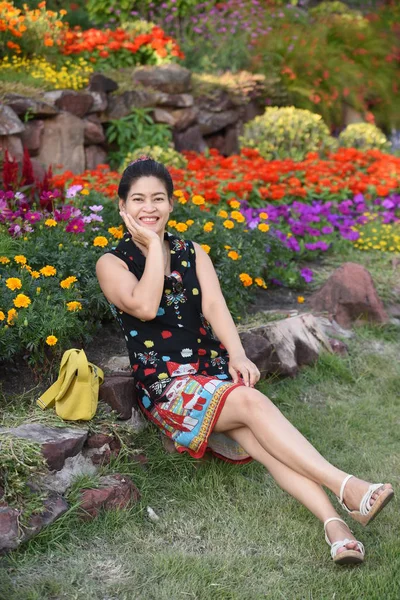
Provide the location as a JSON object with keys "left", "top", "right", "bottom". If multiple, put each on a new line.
{"left": 121, "top": 146, "right": 188, "bottom": 172}
{"left": 338, "top": 123, "right": 390, "bottom": 151}
{"left": 239, "top": 106, "right": 335, "bottom": 161}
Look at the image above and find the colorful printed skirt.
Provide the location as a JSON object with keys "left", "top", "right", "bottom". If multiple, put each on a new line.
{"left": 137, "top": 374, "right": 253, "bottom": 464}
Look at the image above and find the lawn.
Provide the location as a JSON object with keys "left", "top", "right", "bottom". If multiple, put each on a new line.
{"left": 0, "top": 319, "right": 399, "bottom": 600}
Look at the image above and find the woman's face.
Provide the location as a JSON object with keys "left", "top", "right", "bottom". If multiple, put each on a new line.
{"left": 119, "top": 176, "right": 173, "bottom": 233}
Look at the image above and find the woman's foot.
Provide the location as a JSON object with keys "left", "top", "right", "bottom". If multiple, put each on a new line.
{"left": 339, "top": 475, "right": 394, "bottom": 525}
{"left": 325, "top": 519, "right": 363, "bottom": 557}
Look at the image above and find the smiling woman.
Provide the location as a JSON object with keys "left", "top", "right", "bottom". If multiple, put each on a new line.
{"left": 95, "top": 157, "right": 394, "bottom": 567}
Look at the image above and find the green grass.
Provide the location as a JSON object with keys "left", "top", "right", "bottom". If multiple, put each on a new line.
{"left": 0, "top": 322, "right": 399, "bottom": 600}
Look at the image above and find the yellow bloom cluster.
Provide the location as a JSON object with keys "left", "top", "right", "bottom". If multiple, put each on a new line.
{"left": 203, "top": 221, "right": 214, "bottom": 232}
{"left": 0, "top": 55, "right": 93, "bottom": 90}
{"left": 108, "top": 225, "right": 124, "bottom": 240}
{"left": 60, "top": 276, "right": 77, "bottom": 289}
{"left": 93, "top": 236, "right": 108, "bottom": 247}
{"left": 239, "top": 272, "right": 253, "bottom": 287}
{"left": 255, "top": 277, "right": 267, "bottom": 289}
{"left": 66, "top": 301, "right": 82, "bottom": 312}
{"left": 353, "top": 220, "right": 400, "bottom": 253}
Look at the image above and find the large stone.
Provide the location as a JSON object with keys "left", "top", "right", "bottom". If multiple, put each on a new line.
{"left": 106, "top": 89, "right": 164, "bottom": 120}
{"left": 84, "top": 116, "right": 105, "bottom": 144}
{"left": 84, "top": 432, "right": 121, "bottom": 466}
{"left": 85, "top": 145, "right": 108, "bottom": 170}
{"left": 132, "top": 64, "right": 191, "bottom": 95}
{"left": 3, "top": 94, "right": 59, "bottom": 118}
{"left": 0, "top": 505, "right": 20, "bottom": 552}
{"left": 104, "top": 355, "right": 131, "bottom": 375}
{"left": 309, "top": 262, "right": 388, "bottom": 329}
{"left": 99, "top": 376, "right": 137, "bottom": 419}
{"left": 196, "top": 89, "right": 236, "bottom": 113}
{"left": 205, "top": 123, "right": 239, "bottom": 155}
{"left": 0, "top": 105, "right": 24, "bottom": 135}
{"left": 172, "top": 107, "right": 199, "bottom": 132}
{"left": 152, "top": 108, "right": 178, "bottom": 127}
{"left": 197, "top": 108, "right": 239, "bottom": 136}
{"left": 43, "top": 90, "right": 93, "bottom": 118}
{"left": 156, "top": 93, "right": 194, "bottom": 108}
{"left": 87, "top": 91, "right": 108, "bottom": 113}
{"left": 0, "top": 134, "right": 23, "bottom": 161}
{"left": 0, "top": 424, "right": 88, "bottom": 471}
{"left": 88, "top": 72, "right": 119, "bottom": 94}
{"left": 20, "top": 119, "right": 44, "bottom": 155}
{"left": 37, "top": 112, "right": 85, "bottom": 174}
{"left": 78, "top": 474, "right": 140, "bottom": 520}
{"left": 22, "top": 494, "right": 68, "bottom": 542}
{"left": 173, "top": 124, "right": 207, "bottom": 153}
{"left": 39, "top": 452, "right": 98, "bottom": 494}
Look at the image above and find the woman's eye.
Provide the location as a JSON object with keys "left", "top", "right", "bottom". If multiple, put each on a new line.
{"left": 155, "top": 197, "right": 164, "bottom": 202}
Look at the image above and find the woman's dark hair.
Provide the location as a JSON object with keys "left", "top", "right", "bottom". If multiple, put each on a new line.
{"left": 118, "top": 158, "right": 174, "bottom": 201}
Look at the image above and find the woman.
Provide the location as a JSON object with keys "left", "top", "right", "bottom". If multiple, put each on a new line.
{"left": 96, "top": 157, "right": 394, "bottom": 566}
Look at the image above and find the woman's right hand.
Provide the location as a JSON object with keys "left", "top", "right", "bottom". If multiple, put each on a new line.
{"left": 120, "top": 209, "right": 161, "bottom": 249}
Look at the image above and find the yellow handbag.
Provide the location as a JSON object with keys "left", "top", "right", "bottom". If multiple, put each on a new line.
{"left": 37, "top": 348, "right": 104, "bottom": 421}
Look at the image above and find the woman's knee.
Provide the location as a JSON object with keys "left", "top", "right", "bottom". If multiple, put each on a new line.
{"left": 229, "top": 386, "right": 274, "bottom": 424}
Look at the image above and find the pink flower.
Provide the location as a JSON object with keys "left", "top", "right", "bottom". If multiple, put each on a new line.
{"left": 65, "top": 217, "right": 86, "bottom": 234}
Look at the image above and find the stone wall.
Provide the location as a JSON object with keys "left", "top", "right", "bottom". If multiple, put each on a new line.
{"left": 0, "top": 64, "right": 269, "bottom": 175}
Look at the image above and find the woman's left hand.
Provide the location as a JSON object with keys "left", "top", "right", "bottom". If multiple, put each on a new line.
{"left": 228, "top": 353, "right": 261, "bottom": 387}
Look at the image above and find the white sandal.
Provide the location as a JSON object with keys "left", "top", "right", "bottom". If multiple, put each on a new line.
{"left": 324, "top": 517, "right": 365, "bottom": 565}
{"left": 337, "top": 474, "right": 394, "bottom": 526}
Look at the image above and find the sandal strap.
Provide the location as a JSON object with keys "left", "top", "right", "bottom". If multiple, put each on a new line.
{"left": 323, "top": 517, "right": 352, "bottom": 545}
{"left": 359, "top": 483, "right": 384, "bottom": 516}
{"left": 337, "top": 474, "right": 354, "bottom": 512}
{"left": 330, "top": 539, "right": 365, "bottom": 560}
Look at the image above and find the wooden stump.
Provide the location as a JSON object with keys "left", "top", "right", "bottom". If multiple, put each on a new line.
{"left": 239, "top": 313, "right": 332, "bottom": 378}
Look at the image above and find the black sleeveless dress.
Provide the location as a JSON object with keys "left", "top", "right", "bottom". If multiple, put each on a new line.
{"left": 105, "top": 231, "right": 251, "bottom": 463}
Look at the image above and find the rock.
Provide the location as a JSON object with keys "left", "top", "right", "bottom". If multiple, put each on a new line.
{"left": 196, "top": 89, "right": 236, "bottom": 113}
{"left": 242, "top": 99, "right": 265, "bottom": 124}
{"left": 43, "top": 90, "right": 94, "bottom": 118}
{"left": 104, "top": 355, "right": 131, "bottom": 375}
{"left": 39, "top": 452, "right": 97, "bottom": 494}
{"left": 132, "top": 64, "right": 192, "bottom": 94}
{"left": 205, "top": 123, "right": 239, "bottom": 155}
{"left": 315, "top": 316, "right": 355, "bottom": 339}
{"left": 124, "top": 406, "right": 147, "bottom": 434}
{"left": 83, "top": 116, "right": 105, "bottom": 145}
{"left": 0, "top": 423, "right": 88, "bottom": 471}
{"left": 152, "top": 108, "right": 178, "bottom": 127}
{"left": 99, "top": 376, "right": 137, "bottom": 419}
{"left": 173, "top": 124, "right": 207, "bottom": 153}
{"left": 0, "top": 505, "right": 20, "bottom": 552}
{"left": 172, "top": 106, "right": 199, "bottom": 132}
{"left": 88, "top": 72, "right": 119, "bottom": 94}
{"left": 3, "top": 94, "right": 59, "bottom": 118}
{"left": 309, "top": 262, "right": 388, "bottom": 329}
{"left": 161, "top": 434, "right": 178, "bottom": 454}
{"left": 78, "top": 474, "right": 140, "bottom": 520}
{"left": 84, "top": 432, "right": 121, "bottom": 466}
{"left": 0, "top": 105, "right": 24, "bottom": 135}
{"left": 329, "top": 338, "right": 349, "bottom": 356}
{"left": 20, "top": 119, "right": 44, "bottom": 155}
{"left": 197, "top": 108, "right": 239, "bottom": 135}
{"left": 22, "top": 494, "right": 68, "bottom": 542}
{"left": 156, "top": 93, "right": 194, "bottom": 108}
{"left": 37, "top": 112, "right": 85, "bottom": 174}
{"left": 240, "top": 313, "right": 332, "bottom": 378}
{"left": 87, "top": 91, "right": 108, "bottom": 113}
{"left": 0, "top": 134, "right": 23, "bottom": 161}
{"left": 30, "top": 157, "right": 47, "bottom": 181}
{"left": 85, "top": 145, "right": 108, "bottom": 170}
{"left": 106, "top": 89, "right": 164, "bottom": 120}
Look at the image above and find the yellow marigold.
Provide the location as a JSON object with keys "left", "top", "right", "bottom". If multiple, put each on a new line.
{"left": 60, "top": 276, "right": 77, "bottom": 289}
{"left": 168, "top": 219, "right": 177, "bottom": 227}
{"left": 13, "top": 293, "right": 31, "bottom": 308}
{"left": 108, "top": 226, "right": 123, "bottom": 239}
{"left": 230, "top": 200, "right": 241, "bottom": 209}
{"left": 7, "top": 308, "right": 17, "bottom": 325}
{"left": 5, "top": 277, "right": 22, "bottom": 291}
{"left": 200, "top": 244, "right": 211, "bottom": 254}
{"left": 31, "top": 271, "right": 40, "bottom": 279}
{"left": 259, "top": 212, "right": 269, "bottom": 220}
{"left": 36, "top": 287, "right": 41, "bottom": 294}
{"left": 297, "top": 296, "right": 305, "bottom": 304}
{"left": 255, "top": 277, "right": 267, "bottom": 289}
{"left": 173, "top": 190, "right": 184, "bottom": 197}
{"left": 93, "top": 236, "right": 108, "bottom": 247}
{"left": 239, "top": 273, "right": 253, "bottom": 287}
{"left": 46, "top": 335, "right": 58, "bottom": 346}
{"left": 66, "top": 301, "right": 82, "bottom": 312}
{"left": 223, "top": 220, "right": 234, "bottom": 229}
{"left": 45, "top": 218, "right": 57, "bottom": 227}
{"left": 224, "top": 245, "right": 231, "bottom": 249}
{"left": 40, "top": 265, "right": 57, "bottom": 276}
{"left": 0, "top": 256, "right": 10, "bottom": 264}
{"left": 178, "top": 196, "right": 187, "bottom": 204}
{"left": 0, "top": 311, "right": 5, "bottom": 321}
{"left": 14, "top": 255, "right": 27, "bottom": 265}
{"left": 230, "top": 210, "right": 245, "bottom": 223}
{"left": 175, "top": 223, "right": 188, "bottom": 233}
{"left": 218, "top": 210, "right": 228, "bottom": 218}
{"left": 203, "top": 221, "right": 214, "bottom": 232}
{"left": 80, "top": 188, "right": 90, "bottom": 195}
{"left": 192, "top": 195, "right": 205, "bottom": 205}
{"left": 227, "top": 250, "right": 240, "bottom": 260}
{"left": 258, "top": 223, "right": 270, "bottom": 232}
{"left": 186, "top": 219, "right": 194, "bottom": 226}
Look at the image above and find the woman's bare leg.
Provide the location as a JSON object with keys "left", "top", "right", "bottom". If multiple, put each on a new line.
{"left": 226, "top": 425, "right": 361, "bottom": 553}
{"left": 214, "top": 386, "right": 393, "bottom": 509}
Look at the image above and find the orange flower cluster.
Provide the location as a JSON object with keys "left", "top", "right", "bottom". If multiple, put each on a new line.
{"left": 52, "top": 164, "right": 119, "bottom": 199}
{"left": 60, "top": 25, "right": 184, "bottom": 63}
{"left": 0, "top": 1, "right": 67, "bottom": 56}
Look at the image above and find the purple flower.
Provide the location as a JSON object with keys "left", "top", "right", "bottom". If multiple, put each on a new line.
{"left": 65, "top": 217, "right": 85, "bottom": 234}
{"left": 300, "top": 268, "right": 313, "bottom": 283}
{"left": 88, "top": 205, "right": 103, "bottom": 212}
{"left": 66, "top": 184, "right": 83, "bottom": 198}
